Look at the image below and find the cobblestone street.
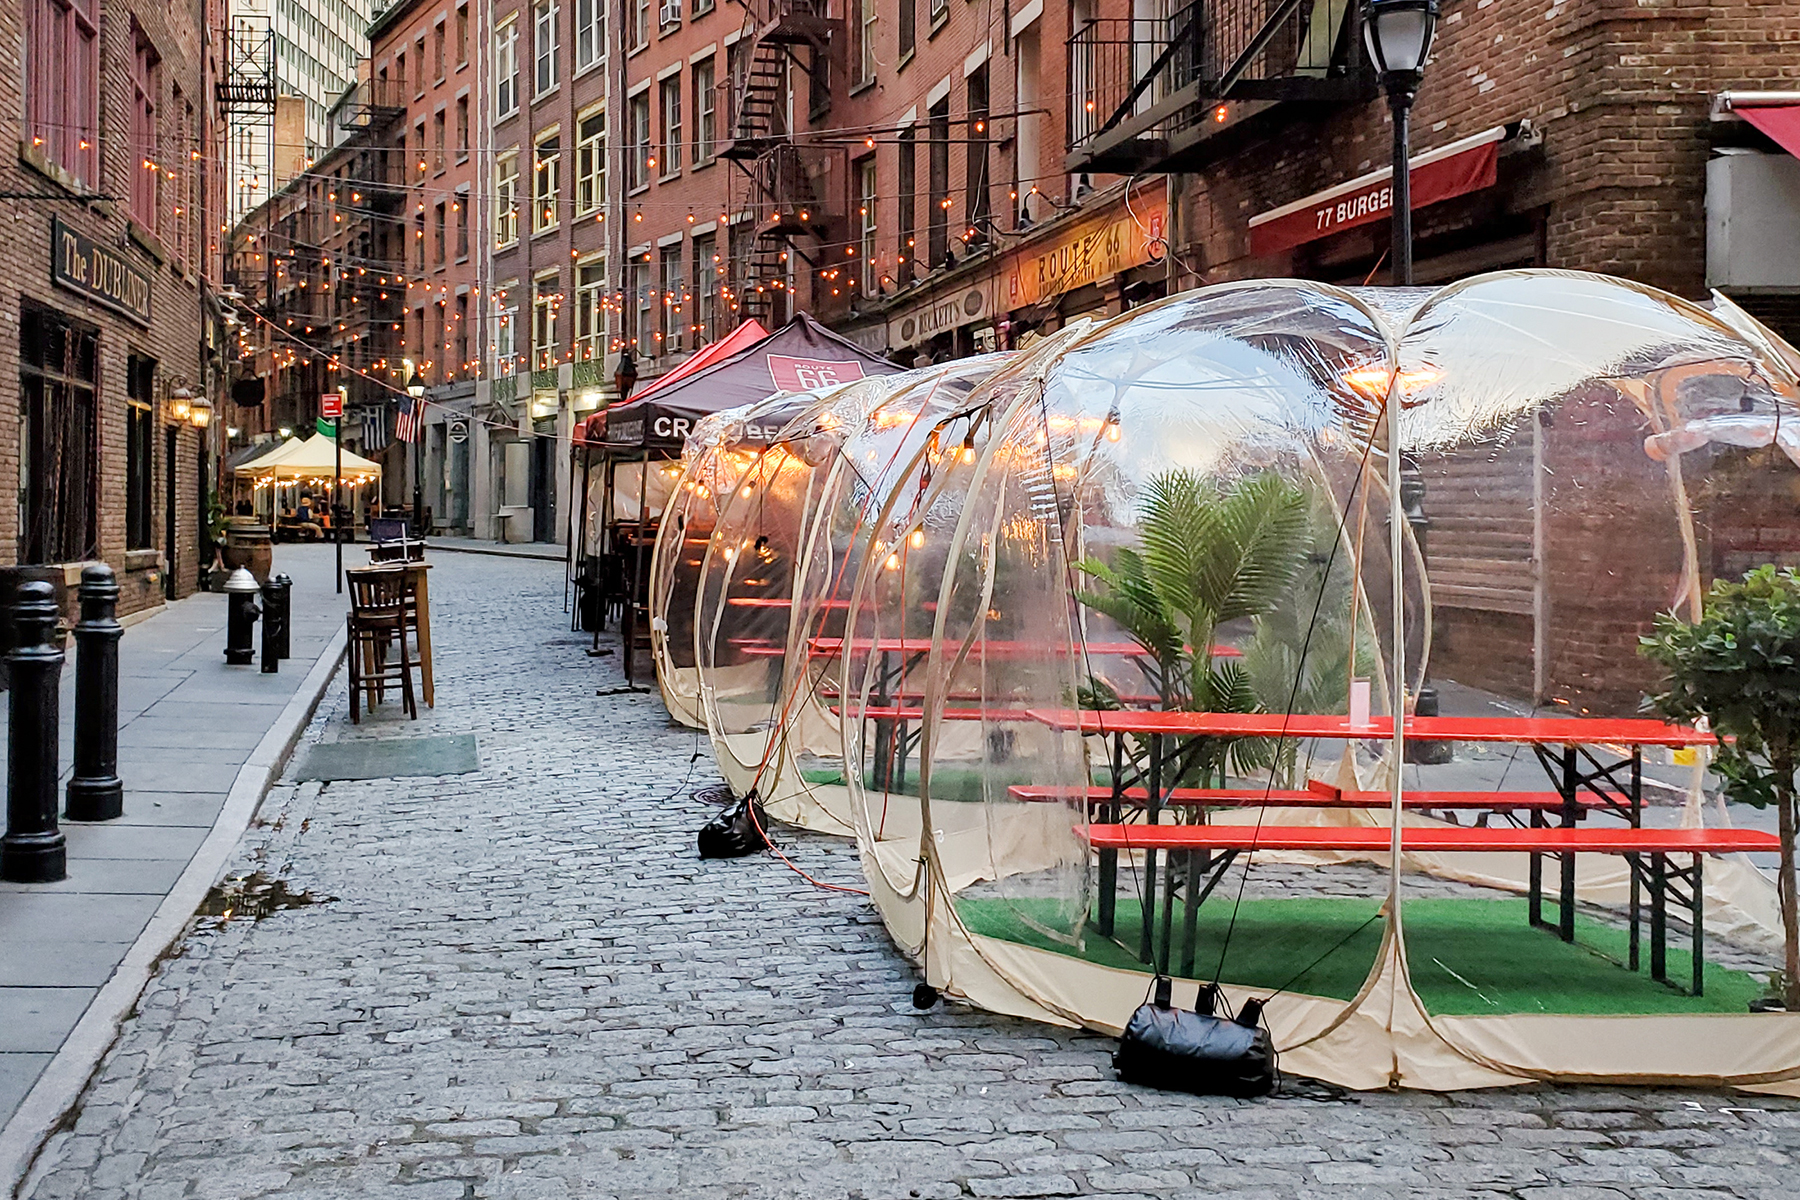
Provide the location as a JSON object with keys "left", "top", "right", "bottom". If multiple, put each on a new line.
{"left": 17, "top": 554, "right": 1800, "bottom": 1200}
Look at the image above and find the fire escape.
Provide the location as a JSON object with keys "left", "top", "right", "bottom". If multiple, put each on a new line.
{"left": 719, "top": 0, "right": 845, "bottom": 322}
{"left": 1066, "top": 0, "right": 1373, "bottom": 174}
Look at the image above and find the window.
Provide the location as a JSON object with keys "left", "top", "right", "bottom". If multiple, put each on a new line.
{"left": 456, "top": 96, "right": 470, "bottom": 160}
{"left": 494, "top": 19, "right": 518, "bottom": 117}
{"left": 26, "top": 0, "right": 101, "bottom": 186}
{"left": 693, "top": 0, "right": 712, "bottom": 15}
{"left": 626, "top": 257, "right": 650, "bottom": 352}
{"left": 434, "top": 201, "right": 447, "bottom": 266}
{"left": 658, "top": 245, "right": 683, "bottom": 352}
{"left": 495, "top": 151, "right": 519, "bottom": 245}
{"left": 576, "top": 260, "right": 607, "bottom": 361}
{"left": 433, "top": 108, "right": 446, "bottom": 172}
{"left": 966, "top": 67, "right": 990, "bottom": 237}
{"left": 533, "top": 134, "right": 560, "bottom": 232}
{"left": 659, "top": 76, "right": 682, "bottom": 176}
{"left": 899, "top": 0, "right": 914, "bottom": 59}
{"left": 455, "top": 192, "right": 470, "bottom": 258}
{"left": 125, "top": 356, "right": 154, "bottom": 552}
{"left": 631, "top": 0, "right": 648, "bottom": 49}
{"left": 857, "top": 0, "right": 876, "bottom": 84}
{"left": 455, "top": 295, "right": 469, "bottom": 374}
{"left": 396, "top": 50, "right": 407, "bottom": 95}
{"left": 414, "top": 119, "right": 427, "bottom": 177}
{"left": 131, "top": 28, "right": 161, "bottom": 228}
{"left": 858, "top": 157, "right": 877, "bottom": 293}
{"left": 533, "top": 276, "right": 559, "bottom": 369}
{"left": 415, "top": 210, "right": 426, "bottom": 271}
{"left": 627, "top": 92, "right": 651, "bottom": 190}
{"left": 693, "top": 58, "right": 716, "bottom": 162}
{"left": 414, "top": 36, "right": 426, "bottom": 94}
{"left": 18, "top": 305, "right": 98, "bottom": 566}
{"left": 534, "top": 0, "right": 559, "bottom": 94}
{"left": 659, "top": 0, "right": 680, "bottom": 28}
{"left": 692, "top": 233, "right": 716, "bottom": 343}
{"left": 576, "top": 0, "right": 607, "bottom": 71}
{"left": 930, "top": 0, "right": 946, "bottom": 24}
{"left": 434, "top": 20, "right": 446, "bottom": 81}
{"left": 495, "top": 288, "right": 518, "bottom": 374}
{"left": 456, "top": 4, "right": 469, "bottom": 64}
{"left": 725, "top": 40, "right": 750, "bottom": 145}
{"left": 897, "top": 127, "right": 915, "bottom": 280}
{"left": 576, "top": 109, "right": 607, "bottom": 216}
{"left": 927, "top": 99, "right": 949, "bottom": 269}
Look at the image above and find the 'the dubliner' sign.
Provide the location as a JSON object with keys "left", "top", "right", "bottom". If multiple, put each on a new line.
{"left": 768, "top": 355, "right": 866, "bottom": 393}
{"left": 1248, "top": 127, "right": 1504, "bottom": 258}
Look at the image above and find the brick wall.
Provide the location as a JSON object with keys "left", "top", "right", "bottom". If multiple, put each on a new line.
{"left": 0, "top": 0, "right": 212, "bottom": 615}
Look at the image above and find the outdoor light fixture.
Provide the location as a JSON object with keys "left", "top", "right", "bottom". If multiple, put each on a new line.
{"left": 169, "top": 385, "right": 193, "bottom": 424}
{"left": 1364, "top": 0, "right": 1447, "bottom": 759}
{"left": 1362, "top": 0, "right": 1438, "bottom": 91}
{"left": 187, "top": 393, "right": 213, "bottom": 428}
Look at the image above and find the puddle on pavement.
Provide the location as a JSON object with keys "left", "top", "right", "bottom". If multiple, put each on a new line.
{"left": 197, "top": 872, "right": 332, "bottom": 921}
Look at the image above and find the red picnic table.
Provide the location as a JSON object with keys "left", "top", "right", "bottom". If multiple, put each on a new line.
{"left": 1021, "top": 705, "right": 1727, "bottom": 990}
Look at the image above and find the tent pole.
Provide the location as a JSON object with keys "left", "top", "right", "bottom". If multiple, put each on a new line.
{"left": 563, "top": 439, "right": 577, "bottom": 617}
{"left": 623, "top": 447, "right": 651, "bottom": 688}
{"left": 573, "top": 447, "right": 593, "bottom": 633}
{"left": 1386, "top": 391, "right": 1407, "bottom": 913}
{"left": 335, "top": 414, "right": 343, "bottom": 594}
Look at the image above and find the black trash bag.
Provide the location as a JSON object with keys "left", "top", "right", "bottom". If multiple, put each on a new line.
{"left": 697, "top": 790, "right": 771, "bottom": 859}
{"left": 1114, "top": 977, "right": 1276, "bottom": 1098}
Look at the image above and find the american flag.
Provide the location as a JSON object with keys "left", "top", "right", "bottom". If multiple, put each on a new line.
{"left": 395, "top": 395, "right": 419, "bottom": 443}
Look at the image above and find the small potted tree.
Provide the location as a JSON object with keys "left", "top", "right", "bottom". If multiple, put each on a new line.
{"left": 1642, "top": 565, "right": 1800, "bottom": 1011}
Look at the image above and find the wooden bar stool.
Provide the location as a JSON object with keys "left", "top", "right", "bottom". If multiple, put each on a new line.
{"left": 345, "top": 566, "right": 418, "bottom": 722}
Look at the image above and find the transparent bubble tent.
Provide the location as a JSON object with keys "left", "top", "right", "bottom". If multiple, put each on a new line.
{"left": 652, "top": 271, "right": 1800, "bottom": 1091}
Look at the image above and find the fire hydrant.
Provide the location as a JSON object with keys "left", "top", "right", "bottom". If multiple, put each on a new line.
{"left": 223, "top": 568, "right": 261, "bottom": 666}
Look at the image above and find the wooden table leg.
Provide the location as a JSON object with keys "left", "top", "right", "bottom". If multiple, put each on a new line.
{"left": 414, "top": 567, "right": 434, "bottom": 707}
{"left": 1691, "top": 852, "right": 1705, "bottom": 997}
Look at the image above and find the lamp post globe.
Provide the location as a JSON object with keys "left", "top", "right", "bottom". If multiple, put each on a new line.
{"left": 406, "top": 368, "right": 427, "bottom": 537}
{"left": 1363, "top": 0, "right": 1439, "bottom": 94}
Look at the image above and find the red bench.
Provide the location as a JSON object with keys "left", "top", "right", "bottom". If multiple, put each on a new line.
{"left": 1084, "top": 821, "right": 1777, "bottom": 996}
{"left": 1007, "top": 783, "right": 1623, "bottom": 818}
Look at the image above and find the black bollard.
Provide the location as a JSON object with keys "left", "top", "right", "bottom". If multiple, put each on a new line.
{"left": 223, "top": 568, "right": 260, "bottom": 665}
{"left": 259, "top": 575, "right": 281, "bottom": 674}
{"left": 269, "top": 573, "right": 292, "bottom": 660}
{"left": 66, "top": 565, "right": 123, "bottom": 821}
{"left": 3, "top": 581, "right": 67, "bottom": 882}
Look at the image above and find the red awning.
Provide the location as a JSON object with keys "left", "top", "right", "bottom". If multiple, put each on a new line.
{"left": 575, "top": 320, "right": 769, "bottom": 445}
{"left": 1739, "top": 104, "right": 1800, "bottom": 159}
{"left": 1249, "top": 127, "right": 1505, "bottom": 258}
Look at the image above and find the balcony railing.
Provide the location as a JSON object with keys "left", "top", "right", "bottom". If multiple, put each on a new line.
{"left": 1068, "top": 0, "right": 1368, "bottom": 172}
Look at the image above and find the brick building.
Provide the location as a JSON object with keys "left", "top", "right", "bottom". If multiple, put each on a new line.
{"left": 0, "top": 0, "right": 228, "bottom": 618}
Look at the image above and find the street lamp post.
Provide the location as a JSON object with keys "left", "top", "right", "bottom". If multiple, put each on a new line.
{"left": 1364, "top": 0, "right": 1450, "bottom": 761}
{"left": 407, "top": 367, "right": 427, "bottom": 539}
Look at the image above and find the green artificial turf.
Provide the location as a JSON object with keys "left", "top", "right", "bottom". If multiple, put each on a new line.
{"left": 954, "top": 895, "right": 1770, "bottom": 1016}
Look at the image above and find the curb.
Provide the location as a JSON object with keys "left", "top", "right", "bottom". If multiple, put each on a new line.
{"left": 0, "top": 626, "right": 350, "bottom": 1198}
{"left": 425, "top": 539, "right": 567, "bottom": 563}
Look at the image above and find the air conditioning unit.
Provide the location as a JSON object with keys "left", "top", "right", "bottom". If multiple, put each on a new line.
{"left": 659, "top": 0, "right": 680, "bottom": 24}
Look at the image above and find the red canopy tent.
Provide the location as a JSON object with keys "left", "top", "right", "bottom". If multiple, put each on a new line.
{"left": 621, "top": 319, "right": 768, "bottom": 409}
{"left": 578, "top": 313, "right": 899, "bottom": 451}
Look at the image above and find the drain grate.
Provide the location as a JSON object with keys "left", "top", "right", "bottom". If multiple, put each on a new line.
{"left": 198, "top": 872, "right": 331, "bottom": 921}
{"left": 294, "top": 734, "right": 480, "bottom": 781}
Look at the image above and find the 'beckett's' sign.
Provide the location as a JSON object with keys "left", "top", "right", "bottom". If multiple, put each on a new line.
{"left": 52, "top": 219, "right": 152, "bottom": 326}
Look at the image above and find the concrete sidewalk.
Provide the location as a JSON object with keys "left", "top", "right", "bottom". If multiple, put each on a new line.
{"left": 0, "top": 543, "right": 348, "bottom": 1143}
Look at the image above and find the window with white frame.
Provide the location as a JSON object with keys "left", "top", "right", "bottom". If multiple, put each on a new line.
{"left": 576, "top": 0, "right": 607, "bottom": 72}
{"left": 631, "top": 0, "right": 648, "bottom": 49}
{"left": 494, "top": 151, "right": 519, "bottom": 246}
{"left": 692, "top": 232, "right": 716, "bottom": 342}
{"left": 659, "top": 76, "right": 682, "bottom": 175}
{"left": 533, "top": 133, "right": 560, "bottom": 233}
{"left": 494, "top": 18, "right": 518, "bottom": 117}
{"left": 658, "top": 245, "right": 683, "bottom": 353}
{"left": 575, "top": 109, "right": 606, "bottom": 216}
{"left": 627, "top": 92, "right": 650, "bottom": 190}
{"left": 693, "top": 57, "right": 716, "bottom": 162}
{"left": 533, "top": 276, "right": 559, "bottom": 370}
{"left": 494, "top": 287, "right": 519, "bottom": 374}
{"left": 576, "top": 259, "right": 607, "bottom": 361}
{"left": 858, "top": 156, "right": 877, "bottom": 293}
{"left": 533, "top": 0, "right": 559, "bottom": 95}
{"left": 626, "top": 257, "right": 650, "bottom": 352}
{"left": 857, "top": 0, "right": 876, "bottom": 84}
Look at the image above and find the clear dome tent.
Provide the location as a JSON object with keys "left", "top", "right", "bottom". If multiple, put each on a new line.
{"left": 827, "top": 271, "right": 1800, "bottom": 1092}
{"left": 649, "top": 407, "right": 761, "bottom": 729}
